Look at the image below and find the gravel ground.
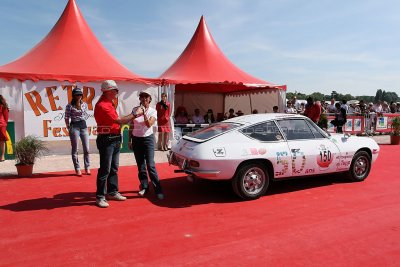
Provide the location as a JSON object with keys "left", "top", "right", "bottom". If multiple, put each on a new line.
{"left": 0, "top": 147, "right": 169, "bottom": 177}
{"left": 0, "top": 135, "right": 391, "bottom": 177}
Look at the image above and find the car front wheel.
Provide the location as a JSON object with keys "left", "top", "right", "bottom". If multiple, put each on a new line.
{"left": 232, "top": 163, "right": 269, "bottom": 200}
{"left": 347, "top": 151, "right": 371, "bottom": 181}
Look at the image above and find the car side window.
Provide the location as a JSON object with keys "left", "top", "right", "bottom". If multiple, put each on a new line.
{"left": 277, "top": 119, "right": 315, "bottom": 140}
{"left": 306, "top": 120, "right": 326, "bottom": 138}
{"left": 241, "top": 121, "right": 283, "bottom": 142}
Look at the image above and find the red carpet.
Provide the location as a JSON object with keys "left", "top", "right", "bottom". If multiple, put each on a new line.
{"left": 1, "top": 146, "right": 399, "bottom": 266}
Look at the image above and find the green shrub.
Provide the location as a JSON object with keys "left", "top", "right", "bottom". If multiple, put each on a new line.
{"left": 14, "top": 135, "right": 49, "bottom": 165}
{"left": 391, "top": 117, "right": 400, "bottom": 136}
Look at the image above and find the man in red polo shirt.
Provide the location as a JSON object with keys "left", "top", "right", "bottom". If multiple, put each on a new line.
{"left": 94, "top": 80, "right": 137, "bottom": 208}
{"left": 304, "top": 97, "right": 322, "bottom": 124}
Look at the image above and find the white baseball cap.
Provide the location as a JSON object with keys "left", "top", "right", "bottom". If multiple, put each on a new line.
{"left": 101, "top": 80, "right": 118, "bottom": 92}
{"left": 138, "top": 89, "right": 152, "bottom": 100}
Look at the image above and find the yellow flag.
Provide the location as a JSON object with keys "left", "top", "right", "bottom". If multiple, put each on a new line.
{"left": 6, "top": 131, "right": 13, "bottom": 154}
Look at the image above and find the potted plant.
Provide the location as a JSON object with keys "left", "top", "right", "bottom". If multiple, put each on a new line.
{"left": 390, "top": 116, "right": 400, "bottom": 145}
{"left": 14, "top": 135, "right": 48, "bottom": 177}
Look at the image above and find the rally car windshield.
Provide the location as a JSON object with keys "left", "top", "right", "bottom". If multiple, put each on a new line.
{"left": 184, "top": 122, "right": 242, "bottom": 141}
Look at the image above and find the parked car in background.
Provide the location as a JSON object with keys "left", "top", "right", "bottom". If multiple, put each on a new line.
{"left": 169, "top": 114, "right": 380, "bottom": 200}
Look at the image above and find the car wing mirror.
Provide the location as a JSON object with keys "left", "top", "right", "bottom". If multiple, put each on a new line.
{"left": 341, "top": 133, "right": 351, "bottom": 142}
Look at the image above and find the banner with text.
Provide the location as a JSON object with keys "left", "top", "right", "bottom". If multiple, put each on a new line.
{"left": 22, "top": 81, "right": 161, "bottom": 141}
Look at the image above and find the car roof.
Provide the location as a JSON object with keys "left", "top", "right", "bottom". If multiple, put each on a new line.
{"left": 224, "top": 113, "right": 306, "bottom": 125}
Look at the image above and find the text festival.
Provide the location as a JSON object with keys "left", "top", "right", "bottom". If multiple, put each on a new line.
{"left": 24, "top": 85, "right": 118, "bottom": 138}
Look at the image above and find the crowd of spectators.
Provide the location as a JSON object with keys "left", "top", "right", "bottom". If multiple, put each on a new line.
{"left": 173, "top": 107, "right": 247, "bottom": 124}
{"left": 172, "top": 99, "right": 400, "bottom": 130}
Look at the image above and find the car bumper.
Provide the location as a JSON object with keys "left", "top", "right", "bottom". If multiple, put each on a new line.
{"left": 168, "top": 151, "right": 222, "bottom": 179}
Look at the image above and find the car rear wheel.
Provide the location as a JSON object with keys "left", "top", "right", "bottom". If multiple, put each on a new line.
{"left": 346, "top": 151, "right": 371, "bottom": 181}
{"left": 232, "top": 163, "right": 269, "bottom": 200}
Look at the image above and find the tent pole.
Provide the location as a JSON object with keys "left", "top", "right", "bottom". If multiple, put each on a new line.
{"left": 223, "top": 93, "right": 226, "bottom": 120}
{"left": 249, "top": 93, "right": 253, "bottom": 113}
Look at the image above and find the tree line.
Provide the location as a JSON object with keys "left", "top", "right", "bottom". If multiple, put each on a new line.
{"left": 286, "top": 89, "right": 399, "bottom": 104}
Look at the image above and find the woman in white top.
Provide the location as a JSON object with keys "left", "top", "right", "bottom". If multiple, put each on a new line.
{"left": 129, "top": 91, "right": 164, "bottom": 199}
{"left": 284, "top": 101, "right": 297, "bottom": 114}
{"left": 191, "top": 108, "right": 205, "bottom": 124}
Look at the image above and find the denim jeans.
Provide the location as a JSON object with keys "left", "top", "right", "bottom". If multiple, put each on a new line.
{"left": 69, "top": 125, "right": 90, "bottom": 171}
{"left": 132, "top": 134, "right": 163, "bottom": 194}
{"left": 96, "top": 135, "right": 121, "bottom": 199}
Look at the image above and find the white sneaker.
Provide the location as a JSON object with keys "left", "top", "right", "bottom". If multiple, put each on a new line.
{"left": 96, "top": 198, "right": 109, "bottom": 208}
{"left": 138, "top": 188, "right": 148, "bottom": 197}
{"left": 107, "top": 192, "right": 127, "bottom": 201}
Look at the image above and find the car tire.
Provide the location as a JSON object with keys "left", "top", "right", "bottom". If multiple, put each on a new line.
{"left": 346, "top": 151, "right": 371, "bottom": 182}
{"left": 232, "top": 163, "right": 269, "bottom": 200}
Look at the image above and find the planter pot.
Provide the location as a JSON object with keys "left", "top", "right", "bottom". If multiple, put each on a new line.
{"left": 16, "top": 164, "right": 34, "bottom": 177}
{"left": 390, "top": 135, "right": 400, "bottom": 145}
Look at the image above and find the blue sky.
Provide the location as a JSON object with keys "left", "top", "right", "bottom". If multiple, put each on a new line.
{"left": 0, "top": 0, "right": 399, "bottom": 96}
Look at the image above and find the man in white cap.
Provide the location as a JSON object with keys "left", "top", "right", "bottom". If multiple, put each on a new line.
{"left": 94, "top": 80, "right": 137, "bottom": 208}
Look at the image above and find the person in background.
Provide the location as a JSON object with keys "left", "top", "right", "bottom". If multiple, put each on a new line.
{"left": 348, "top": 103, "right": 356, "bottom": 114}
{"left": 330, "top": 102, "right": 347, "bottom": 133}
{"left": 318, "top": 101, "right": 329, "bottom": 130}
{"left": 284, "top": 101, "right": 297, "bottom": 114}
{"left": 291, "top": 96, "right": 298, "bottom": 110}
{"left": 327, "top": 98, "right": 336, "bottom": 114}
{"left": 204, "top": 109, "right": 216, "bottom": 123}
{"left": 236, "top": 110, "right": 244, "bottom": 116}
{"left": 0, "top": 95, "right": 9, "bottom": 162}
{"left": 65, "top": 88, "right": 90, "bottom": 176}
{"left": 252, "top": 109, "right": 259, "bottom": 114}
{"left": 156, "top": 92, "right": 171, "bottom": 151}
{"left": 129, "top": 91, "right": 164, "bottom": 200}
{"left": 224, "top": 108, "right": 236, "bottom": 119}
{"left": 354, "top": 99, "right": 367, "bottom": 116}
{"left": 174, "top": 106, "right": 189, "bottom": 124}
{"left": 272, "top": 106, "right": 279, "bottom": 113}
{"left": 297, "top": 103, "right": 305, "bottom": 114}
{"left": 367, "top": 102, "right": 376, "bottom": 131}
{"left": 191, "top": 108, "right": 205, "bottom": 124}
{"left": 341, "top": 99, "right": 349, "bottom": 113}
{"left": 316, "top": 101, "right": 324, "bottom": 113}
{"left": 304, "top": 97, "right": 321, "bottom": 124}
{"left": 389, "top": 101, "right": 397, "bottom": 113}
{"left": 382, "top": 101, "right": 390, "bottom": 113}
{"left": 94, "top": 80, "right": 135, "bottom": 208}
{"left": 374, "top": 101, "right": 383, "bottom": 115}
{"left": 323, "top": 102, "right": 329, "bottom": 112}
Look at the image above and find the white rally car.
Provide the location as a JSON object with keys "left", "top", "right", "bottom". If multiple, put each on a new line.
{"left": 169, "top": 114, "right": 380, "bottom": 200}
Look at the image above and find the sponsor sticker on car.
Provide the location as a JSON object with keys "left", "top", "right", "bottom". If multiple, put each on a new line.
{"left": 213, "top": 147, "right": 226, "bottom": 157}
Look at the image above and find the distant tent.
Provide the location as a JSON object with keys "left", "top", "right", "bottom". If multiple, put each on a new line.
{"left": 0, "top": 0, "right": 167, "bottom": 143}
{"left": 159, "top": 16, "right": 286, "bottom": 117}
{"left": 0, "top": 0, "right": 147, "bottom": 83}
